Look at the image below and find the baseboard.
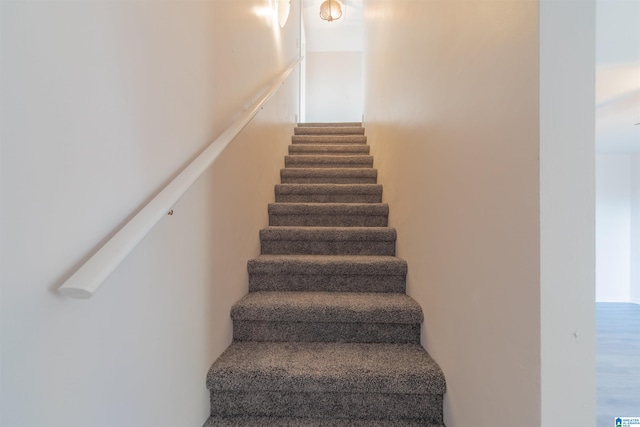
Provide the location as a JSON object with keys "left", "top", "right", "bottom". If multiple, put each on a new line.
{"left": 596, "top": 298, "right": 633, "bottom": 303}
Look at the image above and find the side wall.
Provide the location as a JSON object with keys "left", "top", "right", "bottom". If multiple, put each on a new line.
{"left": 362, "top": 1, "right": 541, "bottom": 425}
{"left": 596, "top": 153, "right": 631, "bottom": 302}
{"left": 0, "top": 1, "right": 300, "bottom": 426}
{"left": 539, "top": 0, "right": 596, "bottom": 424}
{"left": 631, "top": 153, "right": 640, "bottom": 304}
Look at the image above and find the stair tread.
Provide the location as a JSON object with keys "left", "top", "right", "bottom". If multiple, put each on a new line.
{"left": 248, "top": 254, "right": 407, "bottom": 275}
{"left": 285, "top": 156, "right": 373, "bottom": 169}
{"left": 297, "top": 122, "right": 362, "bottom": 127}
{"left": 280, "top": 168, "right": 378, "bottom": 184}
{"left": 207, "top": 342, "right": 446, "bottom": 395}
{"left": 282, "top": 168, "right": 377, "bottom": 175}
{"left": 295, "top": 127, "right": 365, "bottom": 135}
{"left": 276, "top": 184, "right": 382, "bottom": 194}
{"left": 269, "top": 203, "right": 388, "bottom": 215}
{"left": 232, "top": 291, "right": 422, "bottom": 324}
{"left": 292, "top": 135, "right": 367, "bottom": 144}
{"left": 260, "top": 227, "right": 396, "bottom": 241}
{"left": 286, "top": 155, "right": 373, "bottom": 160}
{"left": 289, "top": 145, "right": 370, "bottom": 154}
{"left": 205, "top": 416, "right": 443, "bottom": 426}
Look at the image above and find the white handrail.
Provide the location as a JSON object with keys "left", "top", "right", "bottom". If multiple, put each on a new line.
{"left": 58, "top": 57, "right": 303, "bottom": 299}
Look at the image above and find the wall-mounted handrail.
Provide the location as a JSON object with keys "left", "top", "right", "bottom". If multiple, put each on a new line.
{"left": 58, "top": 57, "right": 303, "bottom": 299}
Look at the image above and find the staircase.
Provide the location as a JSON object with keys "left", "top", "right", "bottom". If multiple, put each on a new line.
{"left": 205, "top": 123, "right": 446, "bottom": 426}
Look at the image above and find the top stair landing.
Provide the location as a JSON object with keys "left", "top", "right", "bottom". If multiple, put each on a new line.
{"left": 298, "top": 122, "right": 362, "bottom": 128}
{"left": 294, "top": 127, "right": 365, "bottom": 136}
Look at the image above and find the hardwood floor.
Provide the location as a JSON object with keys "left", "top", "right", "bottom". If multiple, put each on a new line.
{"left": 597, "top": 303, "right": 640, "bottom": 426}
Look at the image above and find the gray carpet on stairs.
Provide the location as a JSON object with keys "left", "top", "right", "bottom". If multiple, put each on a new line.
{"left": 208, "top": 342, "right": 445, "bottom": 394}
{"left": 205, "top": 416, "right": 444, "bottom": 426}
{"left": 231, "top": 291, "right": 422, "bottom": 343}
{"left": 232, "top": 291, "right": 422, "bottom": 323}
{"left": 209, "top": 390, "right": 443, "bottom": 421}
{"left": 289, "top": 144, "right": 370, "bottom": 154}
{"left": 275, "top": 184, "right": 382, "bottom": 203}
{"left": 205, "top": 123, "right": 445, "bottom": 426}
{"left": 248, "top": 255, "right": 408, "bottom": 293}
{"left": 285, "top": 155, "right": 373, "bottom": 168}
{"left": 259, "top": 226, "right": 397, "bottom": 256}
{"left": 294, "top": 126, "right": 365, "bottom": 135}
{"left": 292, "top": 135, "right": 368, "bottom": 144}
{"left": 297, "top": 122, "right": 363, "bottom": 127}
{"left": 280, "top": 168, "right": 377, "bottom": 184}
{"left": 268, "top": 203, "right": 388, "bottom": 227}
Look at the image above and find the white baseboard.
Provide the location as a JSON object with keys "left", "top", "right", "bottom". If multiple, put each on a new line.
{"left": 596, "top": 298, "right": 631, "bottom": 303}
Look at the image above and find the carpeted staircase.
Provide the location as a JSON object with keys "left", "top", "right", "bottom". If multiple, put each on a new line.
{"left": 204, "top": 123, "right": 446, "bottom": 426}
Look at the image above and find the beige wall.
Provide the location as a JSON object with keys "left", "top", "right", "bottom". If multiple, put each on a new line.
{"left": 363, "top": 1, "right": 541, "bottom": 424}
{"left": 0, "top": 1, "right": 300, "bottom": 425}
{"left": 363, "top": 0, "right": 596, "bottom": 425}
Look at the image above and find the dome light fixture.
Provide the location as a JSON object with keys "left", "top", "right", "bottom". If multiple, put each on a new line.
{"left": 319, "top": 0, "right": 342, "bottom": 22}
{"left": 275, "top": 0, "right": 291, "bottom": 28}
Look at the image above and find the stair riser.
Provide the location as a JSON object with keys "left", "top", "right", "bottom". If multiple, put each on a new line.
{"left": 269, "top": 214, "right": 388, "bottom": 227}
{"left": 294, "top": 128, "right": 365, "bottom": 135}
{"left": 275, "top": 194, "right": 382, "bottom": 203}
{"left": 289, "top": 146, "right": 370, "bottom": 155}
{"left": 248, "top": 274, "right": 406, "bottom": 293}
{"left": 280, "top": 170, "right": 378, "bottom": 184}
{"left": 285, "top": 159, "right": 373, "bottom": 169}
{"left": 233, "top": 321, "right": 420, "bottom": 344}
{"left": 298, "top": 122, "right": 362, "bottom": 127}
{"left": 280, "top": 176, "right": 377, "bottom": 184}
{"left": 292, "top": 137, "right": 367, "bottom": 145}
{"left": 261, "top": 241, "right": 395, "bottom": 256}
{"left": 286, "top": 163, "right": 373, "bottom": 169}
{"left": 210, "top": 391, "right": 443, "bottom": 422}
{"left": 205, "top": 416, "right": 444, "bottom": 426}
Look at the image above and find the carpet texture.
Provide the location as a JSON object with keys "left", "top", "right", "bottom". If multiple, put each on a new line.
{"left": 291, "top": 135, "right": 368, "bottom": 144}
{"left": 289, "top": 144, "right": 370, "bottom": 154}
{"left": 280, "top": 168, "right": 377, "bottom": 184}
{"left": 285, "top": 155, "right": 374, "bottom": 168}
{"left": 275, "top": 184, "right": 382, "bottom": 203}
{"left": 205, "top": 416, "right": 444, "bottom": 426}
{"left": 294, "top": 126, "right": 365, "bottom": 135}
{"left": 206, "top": 123, "right": 446, "bottom": 426}
{"left": 268, "top": 203, "right": 389, "bottom": 227}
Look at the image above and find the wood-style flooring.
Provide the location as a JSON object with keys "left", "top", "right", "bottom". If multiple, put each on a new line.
{"left": 597, "top": 303, "right": 640, "bottom": 426}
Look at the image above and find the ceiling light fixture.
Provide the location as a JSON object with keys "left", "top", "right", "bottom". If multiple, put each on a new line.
{"left": 320, "top": 0, "right": 342, "bottom": 22}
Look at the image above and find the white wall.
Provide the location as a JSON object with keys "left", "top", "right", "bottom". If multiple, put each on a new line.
{"left": 364, "top": 0, "right": 596, "bottom": 425}
{"left": 363, "top": 1, "right": 541, "bottom": 425}
{"left": 539, "top": 0, "right": 596, "bottom": 424}
{"left": 632, "top": 153, "right": 640, "bottom": 304}
{"left": 304, "top": 23, "right": 363, "bottom": 52}
{"left": 305, "top": 51, "right": 363, "bottom": 122}
{"left": 0, "top": 1, "right": 300, "bottom": 426}
{"left": 596, "top": 0, "right": 640, "bottom": 66}
{"left": 596, "top": 153, "right": 631, "bottom": 302}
